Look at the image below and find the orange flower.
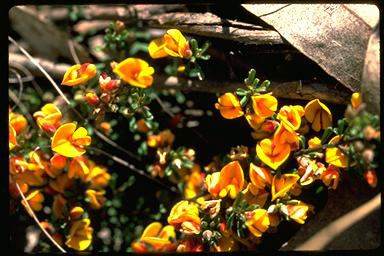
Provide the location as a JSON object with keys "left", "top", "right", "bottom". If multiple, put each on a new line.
{"left": 50, "top": 153, "right": 67, "bottom": 171}
{"left": 99, "top": 122, "right": 112, "bottom": 134}
{"left": 243, "top": 183, "right": 269, "bottom": 208}
{"left": 351, "top": 92, "right": 362, "bottom": 110}
{"left": 33, "top": 103, "right": 62, "bottom": 133}
{"left": 51, "top": 122, "right": 91, "bottom": 158}
{"left": 113, "top": 58, "right": 154, "bottom": 88}
{"left": 215, "top": 93, "right": 244, "bottom": 119}
{"left": 304, "top": 99, "right": 332, "bottom": 132}
{"left": 286, "top": 201, "right": 313, "bottom": 224}
{"left": 147, "top": 129, "right": 175, "bottom": 148}
{"left": 99, "top": 74, "right": 119, "bottom": 92}
{"left": 134, "top": 222, "right": 176, "bottom": 252}
{"left": 325, "top": 135, "right": 348, "bottom": 168}
{"left": 256, "top": 138, "right": 291, "bottom": 170}
{"left": 245, "top": 209, "right": 270, "bottom": 237}
{"left": 84, "top": 164, "right": 111, "bottom": 190}
{"left": 245, "top": 112, "right": 265, "bottom": 129}
{"left": 218, "top": 161, "right": 244, "bottom": 199}
{"left": 251, "top": 120, "right": 279, "bottom": 140}
{"left": 49, "top": 173, "right": 73, "bottom": 193}
{"left": 85, "top": 92, "right": 99, "bottom": 106}
{"left": 277, "top": 105, "right": 304, "bottom": 132}
{"left": 168, "top": 200, "right": 201, "bottom": 234}
{"left": 70, "top": 206, "right": 85, "bottom": 220}
{"left": 273, "top": 123, "right": 300, "bottom": 149}
{"left": 21, "top": 190, "right": 44, "bottom": 216}
{"left": 9, "top": 112, "right": 28, "bottom": 134}
{"left": 52, "top": 194, "right": 68, "bottom": 219}
{"left": 320, "top": 165, "right": 340, "bottom": 190}
{"left": 251, "top": 94, "right": 278, "bottom": 119}
{"left": 308, "top": 136, "right": 321, "bottom": 148}
{"left": 61, "top": 63, "right": 96, "bottom": 86}
{"left": 249, "top": 163, "right": 272, "bottom": 189}
{"left": 68, "top": 156, "right": 90, "bottom": 179}
{"left": 148, "top": 29, "right": 191, "bottom": 59}
{"left": 85, "top": 189, "right": 106, "bottom": 209}
{"left": 271, "top": 174, "right": 300, "bottom": 201}
{"left": 65, "top": 218, "right": 93, "bottom": 251}
{"left": 364, "top": 170, "right": 377, "bottom": 188}
{"left": 137, "top": 119, "right": 150, "bottom": 133}
{"left": 9, "top": 124, "right": 17, "bottom": 150}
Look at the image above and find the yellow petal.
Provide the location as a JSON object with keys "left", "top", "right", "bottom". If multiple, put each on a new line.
{"left": 148, "top": 37, "right": 168, "bottom": 58}
{"left": 141, "top": 222, "right": 162, "bottom": 239}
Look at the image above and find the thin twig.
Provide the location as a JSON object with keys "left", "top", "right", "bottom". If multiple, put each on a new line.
{"left": 9, "top": 89, "right": 35, "bottom": 126}
{"left": 88, "top": 146, "right": 179, "bottom": 194}
{"left": 9, "top": 69, "right": 24, "bottom": 112}
{"left": 12, "top": 179, "right": 67, "bottom": 253}
{"left": 67, "top": 39, "right": 81, "bottom": 64}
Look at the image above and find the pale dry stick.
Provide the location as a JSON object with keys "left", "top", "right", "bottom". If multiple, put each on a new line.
{"left": 88, "top": 146, "right": 178, "bottom": 194}
{"left": 12, "top": 180, "right": 67, "bottom": 253}
{"left": 67, "top": 39, "right": 81, "bottom": 64}
{"left": 9, "top": 35, "right": 141, "bottom": 162}
{"left": 295, "top": 193, "right": 381, "bottom": 250}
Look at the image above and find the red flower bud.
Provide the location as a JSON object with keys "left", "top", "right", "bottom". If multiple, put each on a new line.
{"left": 86, "top": 92, "right": 99, "bottom": 106}
{"left": 364, "top": 170, "right": 377, "bottom": 188}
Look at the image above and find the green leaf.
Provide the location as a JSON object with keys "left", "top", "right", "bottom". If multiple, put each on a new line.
{"left": 175, "top": 91, "right": 186, "bottom": 104}
{"left": 260, "top": 80, "right": 271, "bottom": 88}
{"left": 227, "top": 212, "right": 235, "bottom": 230}
{"left": 142, "top": 107, "right": 154, "bottom": 120}
{"left": 240, "top": 95, "right": 250, "bottom": 107}
{"left": 190, "top": 39, "right": 198, "bottom": 53}
{"left": 247, "top": 69, "right": 256, "bottom": 83}
{"left": 321, "top": 127, "right": 334, "bottom": 144}
{"left": 299, "top": 135, "right": 306, "bottom": 150}
{"left": 165, "top": 165, "right": 173, "bottom": 176}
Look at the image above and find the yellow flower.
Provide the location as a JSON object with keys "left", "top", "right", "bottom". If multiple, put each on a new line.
{"left": 304, "top": 99, "right": 332, "bottom": 132}
{"left": 52, "top": 194, "right": 68, "bottom": 219}
{"left": 168, "top": 200, "right": 201, "bottom": 234}
{"left": 249, "top": 163, "right": 272, "bottom": 189}
{"left": 84, "top": 164, "right": 111, "bottom": 190}
{"left": 21, "top": 190, "right": 44, "bottom": 216}
{"left": 277, "top": 105, "right": 304, "bottom": 132}
{"left": 148, "top": 29, "right": 191, "bottom": 59}
{"left": 320, "top": 165, "right": 340, "bottom": 189}
{"left": 245, "top": 112, "right": 265, "bottom": 129}
{"left": 51, "top": 122, "right": 91, "bottom": 158}
{"left": 245, "top": 209, "right": 270, "bottom": 237}
{"left": 218, "top": 161, "right": 244, "bottom": 199}
{"left": 205, "top": 172, "right": 221, "bottom": 197}
{"left": 256, "top": 138, "right": 291, "bottom": 170}
{"left": 286, "top": 201, "right": 313, "bottom": 224}
{"left": 113, "top": 58, "right": 154, "bottom": 88}
{"left": 49, "top": 153, "right": 67, "bottom": 171}
{"left": 49, "top": 173, "right": 73, "bottom": 193}
{"left": 147, "top": 129, "right": 175, "bottom": 148}
{"left": 271, "top": 174, "right": 300, "bottom": 201}
{"left": 351, "top": 92, "right": 362, "bottom": 110}
{"left": 273, "top": 123, "right": 300, "bottom": 148}
{"left": 215, "top": 93, "right": 244, "bottom": 119}
{"left": 33, "top": 103, "right": 62, "bottom": 133}
{"left": 325, "top": 135, "right": 348, "bottom": 168}
{"left": 250, "top": 120, "right": 279, "bottom": 140}
{"left": 308, "top": 136, "right": 321, "bottom": 148}
{"left": 61, "top": 63, "right": 96, "bottom": 86}
{"left": 138, "top": 222, "right": 176, "bottom": 251}
{"left": 70, "top": 206, "right": 85, "bottom": 220}
{"left": 9, "top": 124, "right": 17, "bottom": 150}
{"left": 9, "top": 112, "right": 28, "bottom": 135}
{"left": 243, "top": 183, "right": 269, "bottom": 208}
{"left": 85, "top": 92, "right": 99, "bottom": 106}
{"left": 251, "top": 94, "right": 278, "bottom": 119}
{"left": 68, "top": 156, "right": 90, "bottom": 179}
{"left": 85, "top": 189, "right": 106, "bottom": 209}
{"left": 65, "top": 218, "right": 93, "bottom": 251}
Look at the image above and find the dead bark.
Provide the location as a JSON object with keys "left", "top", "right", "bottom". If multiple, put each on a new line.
{"left": 9, "top": 6, "right": 91, "bottom": 62}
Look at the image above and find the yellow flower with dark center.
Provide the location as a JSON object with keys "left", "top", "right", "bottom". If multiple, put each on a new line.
{"left": 148, "top": 29, "right": 192, "bottom": 59}
{"left": 304, "top": 99, "right": 332, "bottom": 132}
{"left": 351, "top": 92, "right": 362, "bottom": 110}
{"left": 51, "top": 123, "right": 91, "bottom": 158}
{"left": 168, "top": 200, "right": 201, "bottom": 234}
{"left": 320, "top": 165, "right": 340, "bottom": 189}
{"left": 286, "top": 201, "right": 313, "bottom": 224}
{"left": 33, "top": 103, "right": 62, "bottom": 133}
{"left": 271, "top": 174, "right": 300, "bottom": 201}
{"left": 21, "top": 190, "right": 44, "bottom": 216}
{"left": 137, "top": 222, "right": 176, "bottom": 251}
{"left": 52, "top": 194, "right": 68, "bottom": 219}
{"left": 251, "top": 94, "right": 278, "bottom": 119}
{"left": 325, "top": 135, "right": 348, "bottom": 168}
{"left": 61, "top": 63, "right": 96, "bottom": 86}
{"left": 9, "top": 112, "right": 28, "bottom": 135}
{"left": 308, "top": 136, "right": 321, "bottom": 148}
{"left": 256, "top": 138, "right": 291, "bottom": 170}
{"left": 215, "top": 93, "right": 244, "bottom": 119}
{"left": 9, "top": 124, "right": 17, "bottom": 150}
{"left": 249, "top": 163, "right": 272, "bottom": 190}
{"left": 277, "top": 105, "right": 304, "bottom": 132}
{"left": 85, "top": 189, "right": 106, "bottom": 209}
{"left": 65, "top": 218, "right": 93, "bottom": 251}
{"left": 245, "top": 209, "right": 270, "bottom": 238}
{"left": 218, "top": 161, "right": 244, "bottom": 199}
{"left": 113, "top": 58, "right": 154, "bottom": 88}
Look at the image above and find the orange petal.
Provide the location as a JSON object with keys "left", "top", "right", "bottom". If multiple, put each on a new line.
{"left": 148, "top": 37, "right": 168, "bottom": 58}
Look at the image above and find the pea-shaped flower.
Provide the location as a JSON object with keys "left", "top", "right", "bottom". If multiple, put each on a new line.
{"left": 325, "top": 135, "right": 348, "bottom": 168}
{"left": 249, "top": 163, "right": 272, "bottom": 190}
{"left": 277, "top": 105, "right": 304, "bottom": 132}
{"left": 148, "top": 29, "right": 192, "bottom": 59}
{"left": 51, "top": 122, "right": 91, "bottom": 158}
{"left": 168, "top": 200, "right": 201, "bottom": 235}
{"left": 113, "top": 58, "right": 154, "bottom": 88}
{"left": 134, "top": 222, "right": 176, "bottom": 251}
{"left": 304, "top": 99, "right": 332, "bottom": 132}
{"left": 215, "top": 93, "right": 244, "bottom": 119}
{"left": 33, "top": 103, "right": 62, "bottom": 133}
{"left": 271, "top": 174, "right": 300, "bottom": 201}
{"left": 65, "top": 218, "right": 93, "bottom": 251}
{"left": 218, "top": 161, "right": 244, "bottom": 199}
{"left": 256, "top": 138, "right": 291, "bottom": 170}
{"left": 61, "top": 63, "right": 96, "bottom": 86}
{"left": 251, "top": 94, "right": 278, "bottom": 120}
{"left": 9, "top": 125, "right": 17, "bottom": 150}
{"left": 245, "top": 209, "right": 270, "bottom": 237}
